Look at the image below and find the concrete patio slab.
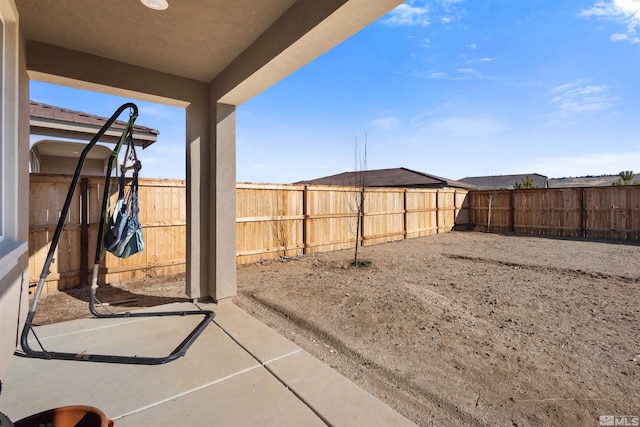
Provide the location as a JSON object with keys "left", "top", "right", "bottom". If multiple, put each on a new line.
{"left": 267, "top": 350, "right": 416, "bottom": 427}
{"left": 116, "top": 364, "right": 326, "bottom": 427}
{"left": 2, "top": 305, "right": 258, "bottom": 420}
{"left": 0, "top": 303, "right": 416, "bottom": 426}
{"left": 204, "top": 302, "right": 301, "bottom": 364}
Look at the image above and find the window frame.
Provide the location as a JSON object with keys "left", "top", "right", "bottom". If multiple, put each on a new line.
{"left": 0, "top": 2, "right": 27, "bottom": 278}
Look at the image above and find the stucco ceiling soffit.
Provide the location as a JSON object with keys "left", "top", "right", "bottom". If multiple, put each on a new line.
{"left": 26, "top": 41, "right": 206, "bottom": 107}
{"left": 18, "top": 0, "right": 403, "bottom": 106}
{"left": 15, "top": 0, "right": 298, "bottom": 82}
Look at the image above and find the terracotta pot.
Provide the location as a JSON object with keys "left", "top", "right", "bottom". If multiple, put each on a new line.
{"left": 14, "top": 405, "right": 113, "bottom": 427}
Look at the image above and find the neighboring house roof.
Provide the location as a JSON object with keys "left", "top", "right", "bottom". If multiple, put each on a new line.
{"left": 30, "top": 101, "right": 159, "bottom": 148}
{"left": 459, "top": 173, "right": 549, "bottom": 190}
{"left": 549, "top": 174, "right": 640, "bottom": 188}
{"left": 29, "top": 102, "right": 161, "bottom": 175}
{"left": 297, "top": 167, "right": 475, "bottom": 190}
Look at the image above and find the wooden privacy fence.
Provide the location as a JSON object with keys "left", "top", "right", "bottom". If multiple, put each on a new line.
{"left": 236, "top": 183, "right": 470, "bottom": 264}
{"left": 469, "top": 186, "right": 640, "bottom": 240}
{"left": 29, "top": 174, "right": 186, "bottom": 294}
{"left": 30, "top": 174, "right": 640, "bottom": 294}
{"left": 28, "top": 175, "right": 470, "bottom": 292}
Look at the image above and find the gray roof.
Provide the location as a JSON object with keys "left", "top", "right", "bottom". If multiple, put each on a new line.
{"left": 459, "top": 173, "right": 549, "bottom": 190}
{"left": 297, "top": 167, "right": 475, "bottom": 190}
{"left": 30, "top": 102, "right": 159, "bottom": 148}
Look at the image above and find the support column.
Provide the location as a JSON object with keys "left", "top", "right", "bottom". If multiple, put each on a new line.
{"left": 210, "top": 103, "right": 237, "bottom": 301}
{"left": 185, "top": 95, "right": 210, "bottom": 301}
{"left": 185, "top": 97, "right": 237, "bottom": 302}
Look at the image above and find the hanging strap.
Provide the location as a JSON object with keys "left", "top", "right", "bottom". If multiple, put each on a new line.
{"left": 102, "top": 115, "right": 145, "bottom": 259}
{"left": 122, "top": 127, "right": 140, "bottom": 173}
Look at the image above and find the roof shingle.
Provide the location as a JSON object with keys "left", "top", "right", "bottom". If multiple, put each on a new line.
{"left": 30, "top": 101, "right": 159, "bottom": 136}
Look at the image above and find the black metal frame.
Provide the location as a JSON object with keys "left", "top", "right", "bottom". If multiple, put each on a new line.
{"left": 18, "top": 103, "right": 214, "bottom": 365}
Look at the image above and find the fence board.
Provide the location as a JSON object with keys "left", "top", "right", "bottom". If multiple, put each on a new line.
{"left": 470, "top": 186, "right": 640, "bottom": 240}
{"left": 235, "top": 183, "right": 305, "bottom": 264}
{"left": 364, "top": 189, "right": 405, "bottom": 245}
{"left": 304, "top": 185, "right": 360, "bottom": 254}
{"left": 29, "top": 174, "right": 187, "bottom": 293}
{"left": 454, "top": 190, "right": 469, "bottom": 226}
{"left": 469, "top": 190, "right": 512, "bottom": 233}
{"left": 405, "top": 189, "right": 438, "bottom": 237}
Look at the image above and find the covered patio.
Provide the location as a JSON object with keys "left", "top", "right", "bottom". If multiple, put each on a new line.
{"left": 0, "top": 302, "right": 414, "bottom": 425}
{"left": 0, "top": 0, "right": 411, "bottom": 424}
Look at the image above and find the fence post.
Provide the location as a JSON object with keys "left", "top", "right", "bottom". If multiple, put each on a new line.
{"left": 303, "top": 185, "right": 308, "bottom": 254}
{"left": 435, "top": 189, "right": 440, "bottom": 234}
{"left": 360, "top": 187, "right": 366, "bottom": 246}
{"left": 403, "top": 189, "right": 408, "bottom": 240}
{"left": 580, "top": 188, "right": 586, "bottom": 238}
{"left": 510, "top": 190, "right": 515, "bottom": 233}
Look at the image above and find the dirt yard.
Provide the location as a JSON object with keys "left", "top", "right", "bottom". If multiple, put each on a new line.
{"left": 34, "top": 231, "right": 640, "bottom": 426}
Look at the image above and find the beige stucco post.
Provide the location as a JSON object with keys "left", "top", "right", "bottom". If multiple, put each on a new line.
{"left": 185, "top": 96, "right": 236, "bottom": 302}
{"left": 185, "top": 95, "right": 209, "bottom": 301}
{"left": 211, "top": 102, "right": 237, "bottom": 302}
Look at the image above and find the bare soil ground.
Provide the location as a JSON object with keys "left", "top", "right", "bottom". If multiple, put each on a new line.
{"left": 34, "top": 231, "right": 640, "bottom": 426}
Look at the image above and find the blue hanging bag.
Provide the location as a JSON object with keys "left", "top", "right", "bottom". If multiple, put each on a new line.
{"left": 103, "top": 131, "right": 144, "bottom": 258}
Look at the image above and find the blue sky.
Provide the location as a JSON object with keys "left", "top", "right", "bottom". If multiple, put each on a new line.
{"left": 31, "top": 0, "right": 640, "bottom": 183}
